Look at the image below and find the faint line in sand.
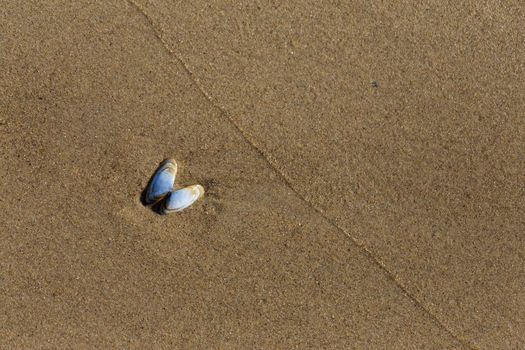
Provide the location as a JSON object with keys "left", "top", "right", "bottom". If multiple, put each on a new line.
{"left": 124, "top": 1, "right": 477, "bottom": 348}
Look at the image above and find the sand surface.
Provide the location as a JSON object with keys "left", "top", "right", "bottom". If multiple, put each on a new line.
{"left": 1, "top": 1, "right": 524, "bottom": 349}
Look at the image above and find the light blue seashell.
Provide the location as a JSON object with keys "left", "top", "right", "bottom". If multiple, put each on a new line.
{"left": 161, "top": 185, "right": 204, "bottom": 214}
{"left": 145, "top": 159, "right": 177, "bottom": 205}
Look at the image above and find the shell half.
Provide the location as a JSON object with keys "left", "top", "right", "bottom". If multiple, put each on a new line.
{"left": 144, "top": 159, "right": 177, "bottom": 205}
{"left": 161, "top": 185, "right": 204, "bottom": 214}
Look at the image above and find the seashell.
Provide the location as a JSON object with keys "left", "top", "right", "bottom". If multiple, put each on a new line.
{"left": 144, "top": 159, "right": 177, "bottom": 205}
{"left": 161, "top": 185, "right": 204, "bottom": 214}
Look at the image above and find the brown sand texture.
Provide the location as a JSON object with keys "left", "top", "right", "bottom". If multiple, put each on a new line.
{"left": 1, "top": 1, "right": 524, "bottom": 349}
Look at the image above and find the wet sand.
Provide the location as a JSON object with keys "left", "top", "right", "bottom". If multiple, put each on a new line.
{"left": 1, "top": 1, "right": 523, "bottom": 348}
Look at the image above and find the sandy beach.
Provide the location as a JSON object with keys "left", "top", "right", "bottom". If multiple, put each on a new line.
{"left": 1, "top": 0, "right": 524, "bottom": 348}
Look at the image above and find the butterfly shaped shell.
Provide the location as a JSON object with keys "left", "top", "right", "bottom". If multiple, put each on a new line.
{"left": 161, "top": 185, "right": 204, "bottom": 214}
{"left": 144, "top": 159, "right": 177, "bottom": 205}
